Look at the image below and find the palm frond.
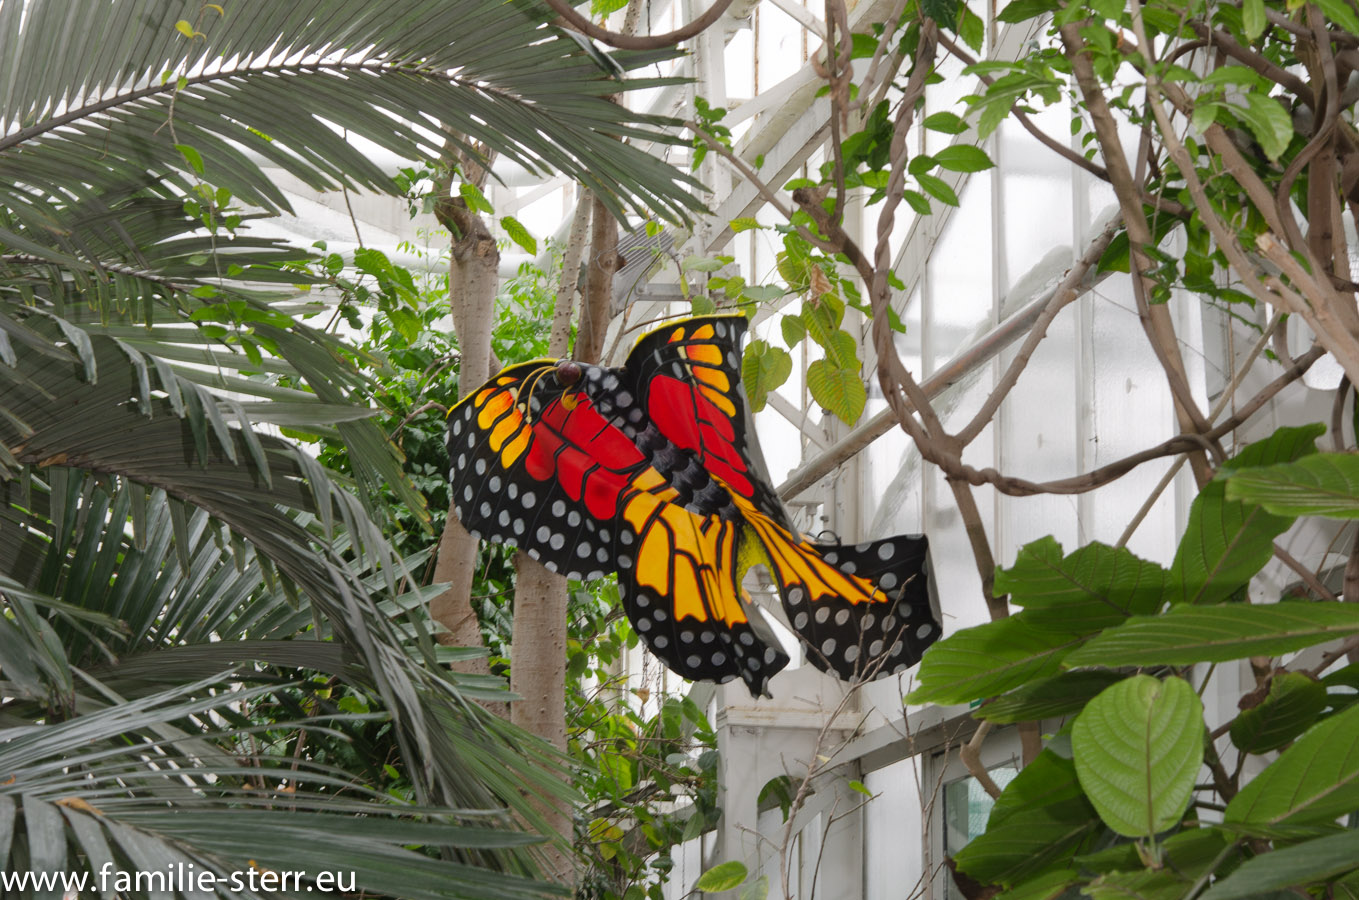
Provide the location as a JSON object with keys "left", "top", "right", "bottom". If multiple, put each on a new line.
{"left": 0, "top": 0, "right": 700, "bottom": 224}
{"left": 0, "top": 328, "right": 578, "bottom": 845}
{"left": 0, "top": 676, "right": 564, "bottom": 900}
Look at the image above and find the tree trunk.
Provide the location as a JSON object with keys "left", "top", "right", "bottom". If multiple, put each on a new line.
{"left": 576, "top": 193, "right": 620, "bottom": 364}
{"left": 430, "top": 157, "right": 500, "bottom": 676}
{"left": 508, "top": 188, "right": 596, "bottom": 886}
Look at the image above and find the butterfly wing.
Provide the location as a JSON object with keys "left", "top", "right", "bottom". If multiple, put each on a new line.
{"left": 619, "top": 315, "right": 794, "bottom": 531}
{"left": 613, "top": 484, "right": 788, "bottom": 695}
{"left": 448, "top": 361, "right": 645, "bottom": 579}
{"left": 448, "top": 362, "right": 789, "bottom": 694}
{"left": 731, "top": 492, "right": 941, "bottom": 681}
{"left": 798, "top": 535, "right": 939, "bottom": 679}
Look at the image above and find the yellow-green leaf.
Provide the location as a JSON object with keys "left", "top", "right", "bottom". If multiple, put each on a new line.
{"left": 500, "top": 216, "right": 536, "bottom": 255}
{"left": 806, "top": 358, "right": 866, "bottom": 425}
{"left": 696, "top": 861, "right": 748, "bottom": 893}
{"left": 741, "top": 340, "right": 792, "bottom": 412}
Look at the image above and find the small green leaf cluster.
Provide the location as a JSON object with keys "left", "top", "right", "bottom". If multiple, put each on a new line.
{"left": 911, "top": 424, "right": 1359, "bottom": 897}
{"left": 691, "top": 97, "right": 733, "bottom": 171}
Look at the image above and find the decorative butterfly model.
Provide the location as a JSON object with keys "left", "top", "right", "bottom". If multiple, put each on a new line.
{"left": 447, "top": 314, "right": 940, "bottom": 696}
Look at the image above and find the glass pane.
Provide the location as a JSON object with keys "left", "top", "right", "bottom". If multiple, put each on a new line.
{"left": 943, "top": 764, "right": 1020, "bottom": 864}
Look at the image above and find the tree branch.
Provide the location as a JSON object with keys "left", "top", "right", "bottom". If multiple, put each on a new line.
{"left": 541, "top": 0, "right": 736, "bottom": 50}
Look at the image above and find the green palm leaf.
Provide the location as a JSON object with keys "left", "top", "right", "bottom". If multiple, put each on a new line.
{"left": 0, "top": 0, "right": 699, "bottom": 223}
{"left": 0, "top": 329, "right": 577, "bottom": 889}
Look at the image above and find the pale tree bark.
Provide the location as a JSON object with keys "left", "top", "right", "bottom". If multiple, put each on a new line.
{"left": 507, "top": 187, "right": 596, "bottom": 886}
{"left": 430, "top": 147, "right": 500, "bottom": 676}
{"left": 577, "top": 193, "right": 621, "bottom": 364}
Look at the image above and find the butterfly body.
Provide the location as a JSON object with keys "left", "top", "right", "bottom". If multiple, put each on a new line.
{"left": 448, "top": 315, "right": 940, "bottom": 696}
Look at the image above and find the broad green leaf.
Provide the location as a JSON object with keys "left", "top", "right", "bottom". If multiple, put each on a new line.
{"left": 696, "top": 861, "right": 749, "bottom": 893}
{"left": 1064, "top": 602, "right": 1359, "bottom": 667}
{"left": 1230, "top": 671, "right": 1326, "bottom": 753}
{"left": 740, "top": 284, "right": 786, "bottom": 302}
{"left": 1231, "top": 95, "right": 1293, "bottom": 162}
{"left": 1076, "top": 827, "right": 1232, "bottom": 876}
{"left": 907, "top": 613, "right": 1087, "bottom": 705}
{"left": 780, "top": 314, "right": 806, "bottom": 348}
{"left": 997, "top": 0, "right": 1061, "bottom": 21}
{"left": 1316, "top": 0, "right": 1359, "bottom": 37}
{"left": 933, "top": 145, "right": 994, "bottom": 173}
{"left": 975, "top": 670, "right": 1126, "bottom": 724}
{"left": 1242, "top": 0, "right": 1266, "bottom": 39}
{"left": 499, "top": 216, "right": 536, "bottom": 255}
{"left": 807, "top": 359, "right": 866, "bottom": 425}
{"left": 958, "top": 7, "right": 985, "bottom": 52}
{"left": 954, "top": 750, "right": 1101, "bottom": 886}
{"left": 1083, "top": 869, "right": 1197, "bottom": 900}
{"left": 1200, "top": 829, "right": 1359, "bottom": 900}
{"left": 730, "top": 216, "right": 762, "bottom": 232}
{"left": 994, "top": 870, "right": 1082, "bottom": 900}
{"left": 1169, "top": 424, "right": 1323, "bottom": 605}
{"left": 1191, "top": 101, "right": 1222, "bottom": 135}
{"left": 1226, "top": 453, "right": 1359, "bottom": 518}
{"left": 995, "top": 537, "right": 1166, "bottom": 633}
{"left": 741, "top": 340, "right": 792, "bottom": 413}
{"left": 174, "top": 18, "right": 196, "bottom": 37}
{"left": 1226, "top": 702, "right": 1359, "bottom": 826}
{"left": 1072, "top": 675, "right": 1204, "bottom": 838}
{"left": 815, "top": 328, "right": 858, "bottom": 370}
{"left": 850, "top": 33, "right": 880, "bottom": 59}
{"left": 916, "top": 172, "right": 960, "bottom": 206}
{"left": 923, "top": 111, "right": 968, "bottom": 134}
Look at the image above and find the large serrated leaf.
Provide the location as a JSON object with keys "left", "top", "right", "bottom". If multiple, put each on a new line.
{"left": 975, "top": 670, "right": 1126, "bottom": 723}
{"left": 1226, "top": 453, "right": 1359, "bottom": 518}
{"left": 996, "top": 537, "right": 1166, "bottom": 633}
{"left": 1169, "top": 424, "right": 1322, "bottom": 605}
{"left": 1226, "top": 701, "right": 1359, "bottom": 826}
{"left": 1201, "top": 829, "right": 1359, "bottom": 900}
{"left": 907, "top": 613, "right": 1087, "bottom": 705}
{"left": 1072, "top": 675, "right": 1204, "bottom": 838}
{"left": 1230, "top": 671, "right": 1326, "bottom": 753}
{"left": 1064, "top": 603, "right": 1359, "bottom": 667}
{"left": 954, "top": 750, "right": 1101, "bottom": 886}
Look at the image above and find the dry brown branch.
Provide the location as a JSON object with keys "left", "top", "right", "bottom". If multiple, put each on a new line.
{"left": 1061, "top": 17, "right": 1215, "bottom": 485}
{"left": 959, "top": 720, "right": 1001, "bottom": 799}
{"left": 541, "top": 0, "right": 736, "bottom": 50}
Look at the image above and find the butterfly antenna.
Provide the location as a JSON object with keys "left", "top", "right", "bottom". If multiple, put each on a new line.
{"left": 515, "top": 363, "right": 557, "bottom": 422}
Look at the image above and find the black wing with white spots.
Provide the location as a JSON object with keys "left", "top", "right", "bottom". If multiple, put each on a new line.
{"left": 796, "top": 535, "right": 938, "bottom": 680}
